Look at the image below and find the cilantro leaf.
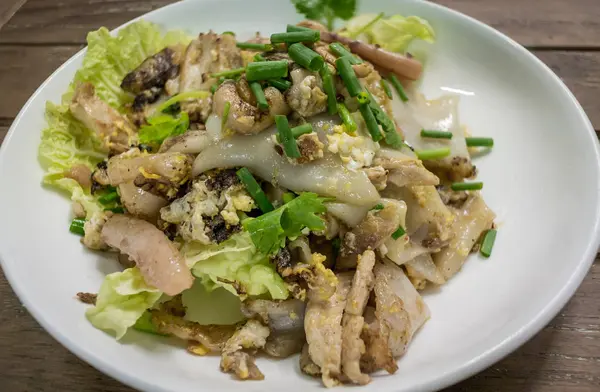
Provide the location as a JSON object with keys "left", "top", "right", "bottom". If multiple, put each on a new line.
{"left": 243, "top": 192, "right": 329, "bottom": 255}
{"left": 291, "top": 0, "right": 357, "bottom": 31}
{"left": 138, "top": 112, "right": 189, "bottom": 144}
{"left": 291, "top": 0, "right": 326, "bottom": 21}
{"left": 330, "top": 0, "right": 356, "bottom": 20}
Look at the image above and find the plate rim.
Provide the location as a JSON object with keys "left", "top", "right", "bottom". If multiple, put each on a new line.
{"left": 1, "top": 0, "right": 599, "bottom": 391}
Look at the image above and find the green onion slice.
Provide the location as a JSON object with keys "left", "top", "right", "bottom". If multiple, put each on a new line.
{"left": 389, "top": 75, "right": 409, "bottom": 102}
{"left": 236, "top": 42, "right": 273, "bottom": 51}
{"left": 415, "top": 147, "right": 451, "bottom": 160}
{"left": 450, "top": 182, "right": 484, "bottom": 191}
{"left": 328, "top": 43, "right": 362, "bottom": 64}
{"left": 275, "top": 115, "right": 301, "bottom": 158}
{"left": 480, "top": 229, "right": 497, "bottom": 258}
{"left": 222, "top": 101, "right": 231, "bottom": 130}
{"left": 381, "top": 79, "right": 393, "bottom": 99}
{"left": 267, "top": 78, "right": 292, "bottom": 91}
{"left": 246, "top": 60, "right": 288, "bottom": 81}
{"left": 337, "top": 103, "right": 357, "bottom": 134}
{"left": 336, "top": 57, "right": 362, "bottom": 97}
{"left": 320, "top": 65, "right": 338, "bottom": 115}
{"left": 271, "top": 31, "right": 320, "bottom": 44}
{"left": 98, "top": 191, "right": 119, "bottom": 205}
{"left": 250, "top": 82, "right": 269, "bottom": 110}
{"left": 466, "top": 137, "right": 494, "bottom": 147}
{"left": 209, "top": 67, "right": 246, "bottom": 79}
{"left": 288, "top": 43, "right": 324, "bottom": 72}
{"left": 286, "top": 24, "right": 315, "bottom": 33}
{"left": 420, "top": 129, "right": 453, "bottom": 139}
{"left": 391, "top": 225, "right": 406, "bottom": 240}
{"left": 236, "top": 167, "right": 274, "bottom": 213}
{"left": 155, "top": 91, "right": 211, "bottom": 113}
{"left": 359, "top": 103, "right": 383, "bottom": 142}
{"left": 70, "top": 218, "right": 85, "bottom": 236}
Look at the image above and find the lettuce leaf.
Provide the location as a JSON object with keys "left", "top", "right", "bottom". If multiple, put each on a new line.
{"left": 138, "top": 112, "right": 189, "bottom": 144}
{"left": 86, "top": 267, "right": 162, "bottom": 339}
{"left": 341, "top": 13, "right": 435, "bottom": 53}
{"left": 183, "top": 232, "right": 289, "bottom": 300}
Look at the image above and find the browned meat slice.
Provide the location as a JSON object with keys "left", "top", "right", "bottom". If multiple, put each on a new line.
{"left": 341, "top": 314, "right": 369, "bottom": 385}
{"left": 121, "top": 47, "right": 182, "bottom": 94}
{"left": 76, "top": 292, "right": 97, "bottom": 305}
{"left": 63, "top": 164, "right": 92, "bottom": 189}
{"left": 220, "top": 320, "right": 270, "bottom": 380}
{"left": 360, "top": 308, "right": 398, "bottom": 374}
{"left": 70, "top": 83, "right": 136, "bottom": 153}
{"left": 373, "top": 150, "right": 440, "bottom": 188}
{"left": 285, "top": 68, "right": 327, "bottom": 117}
{"left": 300, "top": 343, "right": 321, "bottom": 377}
{"left": 101, "top": 215, "right": 193, "bottom": 295}
{"left": 305, "top": 272, "right": 353, "bottom": 388}
{"left": 118, "top": 182, "right": 168, "bottom": 223}
{"left": 345, "top": 250, "right": 376, "bottom": 316}
{"left": 296, "top": 133, "right": 325, "bottom": 164}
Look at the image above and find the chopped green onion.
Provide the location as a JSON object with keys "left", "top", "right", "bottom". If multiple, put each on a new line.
{"left": 391, "top": 225, "right": 406, "bottom": 240}
{"left": 381, "top": 79, "right": 393, "bottom": 99}
{"left": 480, "top": 229, "right": 497, "bottom": 258}
{"left": 415, "top": 147, "right": 451, "bottom": 160}
{"left": 282, "top": 192, "right": 297, "bottom": 204}
{"left": 253, "top": 53, "right": 266, "bottom": 62}
{"left": 451, "top": 181, "right": 483, "bottom": 191}
{"left": 371, "top": 203, "right": 384, "bottom": 211}
{"left": 275, "top": 115, "right": 301, "bottom": 158}
{"left": 246, "top": 60, "right": 288, "bottom": 81}
{"left": 336, "top": 57, "right": 362, "bottom": 97}
{"left": 98, "top": 191, "right": 119, "bottom": 205}
{"left": 320, "top": 65, "right": 338, "bottom": 115}
{"left": 286, "top": 24, "right": 314, "bottom": 33}
{"left": 271, "top": 31, "right": 320, "bottom": 44}
{"left": 288, "top": 43, "right": 324, "bottom": 72}
{"left": 366, "top": 90, "right": 403, "bottom": 148}
{"left": 209, "top": 67, "right": 246, "bottom": 79}
{"left": 223, "top": 31, "right": 235, "bottom": 36}
{"left": 332, "top": 237, "right": 341, "bottom": 259}
{"left": 337, "top": 103, "right": 357, "bottom": 133}
{"left": 210, "top": 84, "right": 217, "bottom": 94}
{"left": 389, "top": 75, "right": 409, "bottom": 102}
{"left": 69, "top": 218, "right": 85, "bottom": 236}
{"left": 105, "top": 206, "right": 125, "bottom": 214}
{"left": 329, "top": 43, "right": 362, "bottom": 64}
{"left": 236, "top": 167, "right": 274, "bottom": 213}
{"left": 348, "top": 12, "right": 385, "bottom": 39}
{"left": 359, "top": 103, "right": 383, "bottom": 142}
{"left": 267, "top": 78, "right": 292, "bottom": 91}
{"left": 222, "top": 101, "right": 231, "bottom": 130}
{"left": 155, "top": 91, "right": 210, "bottom": 113}
{"left": 466, "top": 137, "right": 494, "bottom": 147}
{"left": 420, "top": 129, "right": 453, "bottom": 139}
{"left": 357, "top": 91, "right": 370, "bottom": 105}
{"left": 236, "top": 42, "right": 273, "bottom": 51}
{"left": 250, "top": 82, "right": 269, "bottom": 110}
{"left": 275, "top": 123, "right": 313, "bottom": 142}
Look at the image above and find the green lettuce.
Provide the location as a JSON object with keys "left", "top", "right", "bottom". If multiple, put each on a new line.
{"left": 341, "top": 13, "right": 435, "bottom": 53}
{"left": 86, "top": 267, "right": 163, "bottom": 339}
{"left": 183, "top": 232, "right": 289, "bottom": 300}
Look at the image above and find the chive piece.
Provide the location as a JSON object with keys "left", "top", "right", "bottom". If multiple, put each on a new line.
{"left": 359, "top": 103, "right": 383, "bottom": 142}
{"left": 222, "top": 101, "right": 231, "bottom": 130}
{"left": 420, "top": 129, "right": 453, "bottom": 139}
{"left": 466, "top": 137, "right": 494, "bottom": 147}
{"left": 288, "top": 43, "right": 324, "bottom": 72}
{"left": 70, "top": 218, "right": 85, "bottom": 236}
{"left": 267, "top": 78, "right": 292, "bottom": 91}
{"left": 105, "top": 207, "right": 125, "bottom": 214}
{"left": 275, "top": 115, "right": 301, "bottom": 158}
{"left": 337, "top": 103, "right": 357, "bottom": 133}
{"left": 282, "top": 192, "right": 296, "bottom": 204}
{"left": 236, "top": 42, "right": 273, "bottom": 51}
{"left": 480, "top": 229, "right": 497, "bottom": 258}
{"left": 223, "top": 31, "right": 236, "bottom": 36}
{"left": 210, "top": 84, "right": 217, "bottom": 94}
{"left": 253, "top": 53, "right": 266, "bottom": 62}
{"left": 348, "top": 12, "right": 385, "bottom": 39}
{"left": 286, "top": 24, "right": 314, "bottom": 33}
{"left": 155, "top": 91, "right": 211, "bottom": 113}
{"left": 329, "top": 43, "right": 362, "bottom": 64}
{"left": 357, "top": 91, "right": 370, "bottom": 105}
{"left": 271, "top": 31, "right": 320, "bottom": 44}
{"left": 246, "top": 60, "right": 288, "bottom": 81}
{"left": 250, "top": 82, "right": 269, "bottom": 110}
{"left": 292, "top": 123, "right": 313, "bottom": 138}
{"left": 389, "top": 75, "right": 409, "bottom": 102}
{"left": 98, "top": 191, "right": 119, "bottom": 205}
{"left": 381, "top": 79, "right": 393, "bottom": 99}
{"left": 415, "top": 147, "right": 451, "bottom": 160}
{"left": 332, "top": 237, "right": 341, "bottom": 259}
{"left": 391, "top": 225, "right": 406, "bottom": 240}
{"left": 336, "top": 57, "right": 362, "bottom": 97}
{"left": 366, "top": 90, "right": 403, "bottom": 148}
{"left": 451, "top": 181, "right": 484, "bottom": 191}
{"left": 209, "top": 67, "right": 246, "bottom": 79}
{"left": 236, "top": 168, "right": 274, "bottom": 213}
{"left": 371, "top": 203, "right": 384, "bottom": 211}
{"left": 320, "top": 65, "right": 338, "bottom": 115}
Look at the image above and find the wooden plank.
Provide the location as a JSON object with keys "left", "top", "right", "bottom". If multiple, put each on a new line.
{"left": 432, "top": 0, "right": 600, "bottom": 48}
{"left": 0, "top": 0, "right": 177, "bottom": 44}
{"left": 0, "top": 125, "right": 9, "bottom": 144}
{"left": 0, "top": 0, "right": 27, "bottom": 30}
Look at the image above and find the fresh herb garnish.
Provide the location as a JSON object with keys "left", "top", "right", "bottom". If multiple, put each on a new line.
{"left": 138, "top": 112, "right": 189, "bottom": 144}
{"left": 291, "top": 0, "right": 357, "bottom": 31}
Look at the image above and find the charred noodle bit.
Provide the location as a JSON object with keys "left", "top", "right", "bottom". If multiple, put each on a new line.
{"left": 288, "top": 43, "right": 325, "bottom": 72}
{"left": 271, "top": 31, "right": 320, "bottom": 44}
{"left": 246, "top": 60, "right": 289, "bottom": 81}
{"left": 236, "top": 168, "right": 274, "bottom": 213}
{"left": 420, "top": 129, "right": 453, "bottom": 139}
{"left": 236, "top": 42, "right": 273, "bottom": 51}
{"left": 480, "top": 229, "right": 497, "bottom": 258}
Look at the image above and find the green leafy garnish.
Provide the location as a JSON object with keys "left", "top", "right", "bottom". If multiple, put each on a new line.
{"left": 291, "top": 0, "right": 357, "bottom": 31}
{"left": 138, "top": 112, "right": 189, "bottom": 144}
{"left": 242, "top": 192, "right": 329, "bottom": 255}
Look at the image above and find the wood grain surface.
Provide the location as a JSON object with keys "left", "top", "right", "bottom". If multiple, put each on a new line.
{"left": 0, "top": 1, "right": 599, "bottom": 391}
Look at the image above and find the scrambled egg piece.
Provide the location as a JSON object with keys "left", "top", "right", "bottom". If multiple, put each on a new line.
{"left": 327, "top": 125, "right": 380, "bottom": 170}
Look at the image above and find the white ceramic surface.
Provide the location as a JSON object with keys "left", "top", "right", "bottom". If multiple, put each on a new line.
{"left": 1, "top": 0, "right": 599, "bottom": 391}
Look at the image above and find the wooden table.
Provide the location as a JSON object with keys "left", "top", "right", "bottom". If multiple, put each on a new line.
{"left": 1, "top": 1, "right": 599, "bottom": 391}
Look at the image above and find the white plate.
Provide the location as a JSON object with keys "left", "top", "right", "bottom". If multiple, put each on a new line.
{"left": 1, "top": 0, "right": 599, "bottom": 391}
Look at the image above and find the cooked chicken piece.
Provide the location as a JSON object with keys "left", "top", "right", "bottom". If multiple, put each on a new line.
{"left": 296, "top": 132, "right": 325, "bottom": 163}
{"left": 118, "top": 182, "right": 168, "bottom": 222}
{"left": 300, "top": 343, "right": 321, "bottom": 377}
{"left": 213, "top": 80, "right": 290, "bottom": 134}
{"left": 346, "top": 250, "right": 376, "bottom": 316}
{"left": 314, "top": 43, "right": 337, "bottom": 66}
{"left": 360, "top": 307, "right": 398, "bottom": 374}
{"left": 434, "top": 194, "right": 495, "bottom": 280}
{"left": 101, "top": 215, "right": 193, "bottom": 295}
{"left": 70, "top": 83, "right": 136, "bottom": 153}
{"left": 220, "top": 320, "right": 270, "bottom": 380}
{"left": 121, "top": 47, "right": 182, "bottom": 94}
{"left": 341, "top": 314, "right": 369, "bottom": 385}
{"left": 305, "top": 271, "right": 353, "bottom": 388}
{"left": 151, "top": 310, "right": 239, "bottom": 351}
{"left": 63, "top": 164, "right": 92, "bottom": 189}
{"left": 286, "top": 68, "right": 327, "bottom": 117}
{"left": 72, "top": 201, "right": 86, "bottom": 218}
{"left": 179, "top": 32, "right": 243, "bottom": 92}
{"left": 364, "top": 166, "right": 388, "bottom": 190}
{"left": 337, "top": 199, "right": 405, "bottom": 269}
{"left": 160, "top": 170, "right": 254, "bottom": 244}
{"left": 82, "top": 211, "right": 112, "bottom": 250}
{"left": 241, "top": 299, "right": 306, "bottom": 358}
{"left": 374, "top": 149, "right": 440, "bottom": 187}
{"left": 373, "top": 260, "right": 430, "bottom": 357}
